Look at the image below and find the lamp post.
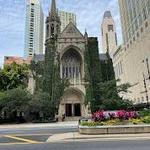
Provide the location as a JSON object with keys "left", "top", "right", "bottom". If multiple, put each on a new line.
{"left": 146, "top": 58, "right": 150, "bottom": 80}
{"left": 142, "top": 73, "right": 149, "bottom": 109}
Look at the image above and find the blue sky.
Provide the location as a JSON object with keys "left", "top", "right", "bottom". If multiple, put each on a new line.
{"left": 0, "top": 0, "right": 122, "bottom": 67}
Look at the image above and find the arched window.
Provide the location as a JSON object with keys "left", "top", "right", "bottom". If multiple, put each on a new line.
{"left": 61, "top": 49, "right": 82, "bottom": 80}
{"left": 51, "top": 24, "right": 54, "bottom": 35}
{"left": 56, "top": 24, "right": 59, "bottom": 34}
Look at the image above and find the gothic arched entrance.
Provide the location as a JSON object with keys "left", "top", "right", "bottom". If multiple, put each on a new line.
{"left": 58, "top": 87, "right": 87, "bottom": 121}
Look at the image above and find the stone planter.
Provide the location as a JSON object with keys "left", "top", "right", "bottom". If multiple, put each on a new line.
{"left": 79, "top": 124, "right": 150, "bottom": 135}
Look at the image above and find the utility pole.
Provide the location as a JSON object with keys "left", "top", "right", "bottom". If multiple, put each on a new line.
{"left": 142, "top": 73, "right": 149, "bottom": 109}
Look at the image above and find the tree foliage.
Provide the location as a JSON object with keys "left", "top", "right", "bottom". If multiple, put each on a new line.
{"left": 0, "top": 88, "right": 32, "bottom": 122}
{"left": 30, "top": 36, "right": 69, "bottom": 119}
{"left": 100, "top": 52, "right": 115, "bottom": 82}
{"left": 30, "top": 60, "right": 44, "bottom": 91}
{"left": 85, "top": 37, "right": 103, "bottom": 111}
{"left": 42, "top": 37, "right": 69, "bottom": 118}
{"left": 28, "top": 91, "right": 53, "bottom": 120}
{"left": 0, "top": 63, "right": 29, "bottom": 91}
{"left": 97, "top": 80, "right": 133, "bottom": 110}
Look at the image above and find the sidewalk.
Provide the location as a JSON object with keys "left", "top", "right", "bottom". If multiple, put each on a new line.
{"left": 0, "top": 121, "right": 78, "bottom": 129}
{"left": 47, "top": 132, "right": 150, "bottom": 143}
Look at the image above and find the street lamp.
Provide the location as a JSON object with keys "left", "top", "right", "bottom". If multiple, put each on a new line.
{"left": 146, "top": 58, "right": 150, "bottom": 80}
{"left": 142, "top": 58, "right": 150, "bottom": 80}
{"left": 142, "top": 72, "right": 149, "bottom": 109}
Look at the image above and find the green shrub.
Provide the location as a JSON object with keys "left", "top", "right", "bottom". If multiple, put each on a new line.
{"left": 129, "top": 118, "right": 143, "bottom": 125}
{"left": 80, "top": 121, "right": 103, "bottom": 126}
{"left": 80, "top": 119, "right": 122, "bottom": 126}
{"left": 139, "top": 110, "right": 150, "bottom": 117}
{"left": 142, "top": 116, "right": 150, "bottom": 124}
{"left": 101, "top": 119, "right": 121, "bottom": 126}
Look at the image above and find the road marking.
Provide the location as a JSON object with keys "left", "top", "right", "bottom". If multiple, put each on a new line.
{"left": 0, "top": 142, "right": 30, "bottom": 146}
{"left": 2, "top": 133, "right": 52, "bottom": 136}
{"left": 4, "top": 135, "right": 41, "bottom": 144}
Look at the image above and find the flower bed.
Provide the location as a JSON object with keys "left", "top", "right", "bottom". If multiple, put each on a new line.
{"left": 80, "top": 110, "right": 150, "bottom": 126}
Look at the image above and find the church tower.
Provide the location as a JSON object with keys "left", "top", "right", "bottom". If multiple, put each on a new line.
{"left": 46, "top": 0, "right": 61, "bottom": 39}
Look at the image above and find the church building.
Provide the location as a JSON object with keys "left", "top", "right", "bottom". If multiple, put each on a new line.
{"left": 30, "top": 0, "right": 91, "bottom": 121}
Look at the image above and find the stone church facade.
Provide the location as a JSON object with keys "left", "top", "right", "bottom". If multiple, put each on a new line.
{"left": 29, "top": 0, "right": 91, "bottom": 121}
{"left": 56, "top": 23, "right": 90, "bottom": 120}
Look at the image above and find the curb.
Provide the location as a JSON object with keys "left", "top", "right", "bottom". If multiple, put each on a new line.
{"left": 46, "top": 132, "right": 150, "bottom": 143}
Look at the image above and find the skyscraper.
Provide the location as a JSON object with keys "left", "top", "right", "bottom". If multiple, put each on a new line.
{"left": 58, "top": 11, "right": 76, "bottom": 32}
{"left": 24, "top": 0, "right": 44, "bottom": 58}
{"left": 119, "top": 0, "right": 150, "bottom": 45}
{"left": 113, "top": 0, "right": 150, "bottom": 104}
{"left": 101, "top": 11, "right": 117, "bottom": 57}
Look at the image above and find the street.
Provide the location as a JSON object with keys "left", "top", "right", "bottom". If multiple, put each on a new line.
{"left": 0, "top": 122, "right": 78, "bottom": 144}
{"left": 0, "top": 139, "right": 150, "bottom": 150}
{"left": 0, "top": 122, "right": 150, "bottom": 150}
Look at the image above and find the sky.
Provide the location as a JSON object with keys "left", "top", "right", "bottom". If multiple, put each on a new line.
{"left": 0, "top": 0, "right": 122, "bottom": 67}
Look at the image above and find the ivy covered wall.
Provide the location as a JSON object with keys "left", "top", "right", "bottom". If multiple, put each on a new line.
{"left": 85, "top": 37, "right": 116, "bottom": 112}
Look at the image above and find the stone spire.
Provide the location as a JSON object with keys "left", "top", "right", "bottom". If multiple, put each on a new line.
{"left": 46, "top": 0, "right": 60, "bottom": 38}
{"left": 50, "top": 0, "right": 57, "bottom": 17}
{"left": 84, "top": 29, "right": 88, "bottom": 38}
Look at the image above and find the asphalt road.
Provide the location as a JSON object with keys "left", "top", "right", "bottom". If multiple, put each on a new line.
{"left": 0, "top": 122, "right": 78, "bottom": 146}
{"left": 0, "top": 140, "right": 150, "bottom": 150}
{"left": 0, "top": 123, "right": 150, "bottom": 150}
{"left": 0, "top": 126, "right": 77, "bottom": 135}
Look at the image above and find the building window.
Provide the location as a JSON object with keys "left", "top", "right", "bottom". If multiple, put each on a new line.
{"left": 130, "top": 40, "right": 132, "bottom": 45}
{"left": 51, "top": 24, "right": 54, "bottom": 35}
{"left": 138, "top": 14, "right": 142, "bottom": 26}
{"left": 30, "top": 18, "right": 34, "bottom": 22}
{"left": 106, "top": 33, "right": 109, "bottom": 51}
{"left": 145, "top": 22, "right": 148, "bottom": 28}
{"left": 137, "top": 32, "right": 139, "bottom": 37}
{"left": 108, "top": 25, "right": 114, "bottom": 31}
{"left": 143, "top": 8, "right": 147, "bottom": 20}
{"left": 127, "top": 44, "right": 129, "bottom": 48}
{"left": 115, "top": 33, "right": 118, "bottom": 45}
{"left": 141, "top": 27, "right": 143, "bottom": 33}
{"left": 148, "top": 1, "right": 150, "bottom": 15}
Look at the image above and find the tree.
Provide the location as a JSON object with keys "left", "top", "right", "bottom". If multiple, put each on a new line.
{"left": 30, "top": 36, "right": 69, "bottom": 119}
{"left": 0, "top": 88, "right": 32, "bottom": 122}
{"left": 100, "top": 52, "right": 115, "bottom": 82}
{"left": 0, "top": 63, "right": 29, "bottom": 91}
{"left": 85, "top": 37, "right": 103, "bottom": 112}
{"left": 97, "top": 80, "right": 133, "bottom": 110}
{"left": 42, "top": 36, "right": 69, "bottom": 118}
{"left": 27, "top": 91, "right": 53, "bottom": 121}
{"left": 30, "top": 60, "right": 44, "bottom": 91}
